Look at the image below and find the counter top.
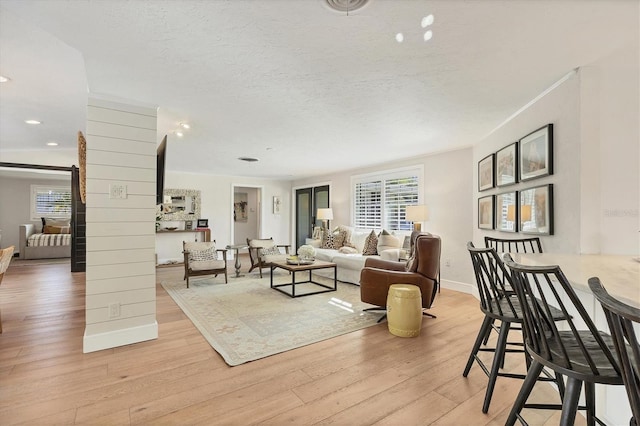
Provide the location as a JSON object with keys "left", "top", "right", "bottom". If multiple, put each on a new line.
{"left": 505, "top": 253, "right": 640, "bottom": 308}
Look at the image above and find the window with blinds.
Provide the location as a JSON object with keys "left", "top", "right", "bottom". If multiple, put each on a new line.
{"left": 30, "top": 185, "right": 72, "bottom": 220}
{"left": 352, "top": 167, "right": 422, "bottom": 231}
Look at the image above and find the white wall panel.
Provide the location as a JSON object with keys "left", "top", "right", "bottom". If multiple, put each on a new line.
{"left": 84, "top": 97, "right": 158, "bottom": 353}
{"left": 87, "top": 207, "right": 155, "bottom": 223}
{"left": 85, "top": 275, "right": 155, "bottom": 295}
{"left": 87, "top": 235, "right": 156, "bottom": 252}
{"left": 86, "top": 150, "right": 155, "bottom": 169}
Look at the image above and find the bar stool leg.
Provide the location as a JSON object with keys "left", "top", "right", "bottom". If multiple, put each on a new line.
{"left": 463, "top": 315, "right": 493, "bottom": 377}
{"left": 560, "top": 377, "right": 583, "bottom": 426}
{"left": 585, "top": 382, "right": 596, "bottom": 426}
{"left": 483, "top": 321, "right": 511, "bottom": 413}
{"left": 506, "top": 360, "right": 544, "bottom": 426}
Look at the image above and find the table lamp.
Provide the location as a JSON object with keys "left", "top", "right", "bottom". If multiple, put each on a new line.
{"left": 406, "top": 205, "right": 428, "bottom": 231}
{"left": 317, "top": 208, "right": 333, "bottom": 230}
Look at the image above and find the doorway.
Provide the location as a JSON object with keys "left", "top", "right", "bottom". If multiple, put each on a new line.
{"left": 295, "top": 184, "right": 329, "bottom": 250}
{"left": 231, "top": 186, "right": 262, "bottom": 246}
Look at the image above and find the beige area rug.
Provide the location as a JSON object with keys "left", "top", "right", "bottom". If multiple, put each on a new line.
{"left": 161, "top": 272, "right": 382, "bottom": 366}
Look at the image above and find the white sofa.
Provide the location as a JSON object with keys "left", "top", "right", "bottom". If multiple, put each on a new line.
{"left": 19, "top": 224, "right": 71, "bottom": 260}
{"left": 309, "top": 227, "right": 408, "bottom": 285}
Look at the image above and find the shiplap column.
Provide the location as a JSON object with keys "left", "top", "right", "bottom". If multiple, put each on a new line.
{"left": 83, "top": 97, "right": 158, "bottom": 353}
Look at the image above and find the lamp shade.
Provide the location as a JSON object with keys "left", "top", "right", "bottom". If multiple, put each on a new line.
{"left": 506, "top": 205, "right": 516, "bottom": 222}
{"left": 405, "top": 205, "right": 428, "bottom": 222}
{"left": 317, "top": 208, "right": 333, "bottom": 220}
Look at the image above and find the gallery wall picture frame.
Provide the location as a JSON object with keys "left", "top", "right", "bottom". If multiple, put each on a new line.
{"left": 496, "top": 142, "right": 518, "bottom": 187}
{"left": 197, "top": 219, "right": 208, "bottom": 228}
{"left": 519, "top": 123, "right": 553, "bottom": 182}
{"left": 273, "top": 195, "right": 282, "bottom": 214}
{"left": 478, "top": 153, "right": 495, "bottom": 191}
{"left": 519, "top": 184, "right": 554, "bottom": 235}
{"left": 185, "top": 220, "right": 193, "bottom": 230}
{"left": 495, "top": 191, "right": 518, "bottom": 233}
{"left": 478, "top": 195, "right": 495, "bottom": 230}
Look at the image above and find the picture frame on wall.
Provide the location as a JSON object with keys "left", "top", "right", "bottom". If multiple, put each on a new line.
{"left": 197, "top": 219, "right": 208, "bottom": 228}
{"left": 495, "top": 142, "right": 518, "bottom": 187}
{"left": 273, "top": 195, "right": 282, "bottom": 214}
{"left": 185, "top": 220, "right": 193, "bottom": 230}
{"left": 519, "top": 184, "right": 554, "bottom": 235}
{"left": 478, "top": 195, "right": 494, "bottom": 230}
{"left": 478, "top": 153, "right": 495, "bottom": 191}
{"left": 519, "top": 123, "right": 553, "bottom": 182}
{"left": 495, "top": 191, "right": 518, "bottom": 233}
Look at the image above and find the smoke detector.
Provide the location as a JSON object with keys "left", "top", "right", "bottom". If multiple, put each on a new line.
{"left": 324, "top": 0, "right": 370, "bottom": 14}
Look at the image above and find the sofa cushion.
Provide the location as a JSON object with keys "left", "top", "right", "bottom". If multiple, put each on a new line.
{"left": 314, "top": 248, "right": 335, "bottom": 262}
{"left": 362, "top": 230, "right": 378, "bottom": 255}
{"left": 338, "top": 246, "right": 358, "bottom": 254}
{"left": 350, "top": 230, "right": 370, "bottom": 253}
{"left": 377, "top": 229, "right": 401, "bottom": 253}
{"left": 190, "top": 259, "right": 226, "bottom": 271}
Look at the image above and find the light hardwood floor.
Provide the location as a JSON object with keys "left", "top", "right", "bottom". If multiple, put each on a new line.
{"left": 0, "top": 257, "right": 578, "bottom": 425}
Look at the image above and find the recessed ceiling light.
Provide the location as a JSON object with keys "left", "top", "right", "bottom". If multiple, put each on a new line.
{"left": 25, "top": 119, "right": 41, "bottom": 125}
{"left": 238, "top": 157, "right": 259, "bottom": 162}
{"left": 395, "top": 33, "right": 404, "bottom": 43}
{"left": 421, "top": 14, "right": 434, "bottom": 28}
{"left": 47, "top": 142, "right": 58, "bottom": 146}
{"left": 175, "top": 131, "right": 184, "bottom": 137}
{"left": 0, "top": 75, "right": 9, "bottom": 83}
{"left": 424, "top": 30, "right": 433, "bottom": 41}
{"left": 180, "top": 123, "right": 190, "bottom": 129}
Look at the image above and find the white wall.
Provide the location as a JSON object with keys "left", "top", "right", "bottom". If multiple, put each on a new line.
{"left": 164, "top": 171, "right": 292, "bottom": 253}
{"left": 293, "top": 148, "right": 475, "bottom": 288}
{"left": 0, "top": 175, "right": 70, "bottom": 251}
{"left": 473, "top": 41, "right": 639, "bottom": 257}
{"left": 83, "top": 97, "right": 158, "bottom": 353}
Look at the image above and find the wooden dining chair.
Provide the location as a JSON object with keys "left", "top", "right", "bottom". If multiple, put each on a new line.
{"left": 504, "top": 256, "right": 625, "bottom": 426}
{"left": 0, "top": 246, "right": 16, "bottom": 333}
{"left": 589, "top": 277, "right": 640, "bottom": 426}
{"left": 464, "top": 243, "right": 564, "bottom": 413}
{"left": 484, "top": 236, "right": 543, "bottom": 253}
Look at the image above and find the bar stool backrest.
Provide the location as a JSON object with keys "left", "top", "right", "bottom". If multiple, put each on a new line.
{"left": 504, "top": 256, "right": 620, "bottom": 379}
{"left": 485, "top": 236, "right": 543, "bottom": 253}
{"left": 467, "top": 242, "right": 520, "bottom": 319}
{"left": 589, "top": 277, "right": 640, "bottom": 424}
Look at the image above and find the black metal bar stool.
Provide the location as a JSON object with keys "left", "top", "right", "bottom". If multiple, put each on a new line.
{"left": 504, "top": 257, "right": 625, "bottom": 426}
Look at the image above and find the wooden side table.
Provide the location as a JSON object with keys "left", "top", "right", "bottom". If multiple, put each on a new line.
{"left": 225, "top": 244, "right": 248, "bottom": 278}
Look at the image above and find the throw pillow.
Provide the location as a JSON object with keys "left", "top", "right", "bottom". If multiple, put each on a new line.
{"left": 338, "top": 246, "right": 358, "bottom": 254}
{"left": 259, "top": 246, "right": 281, "bottom": 257}
{"left": 43, "top": 225, "right": 70, "bottom": 234}
{"left": 377, "top": 231, "right": 401, "bottom": 253}
{"left": 362, "top": 230, "right": 378, "bottom": 255}
{"left": 189, "top": 245, "right": 218, "bottom": 262}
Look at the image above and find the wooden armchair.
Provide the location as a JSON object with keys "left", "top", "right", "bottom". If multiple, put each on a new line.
{"left": 182, "top": 241, "right": 228, "bottom": 288}
{"left": 247, "top": 238, "right": 290, "bottom": 278}
{"left": 0, "top": 246, "right": 15, "bottom": 333}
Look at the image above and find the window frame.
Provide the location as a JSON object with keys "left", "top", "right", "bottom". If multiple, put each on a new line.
{"left": 30, "top": 184, "right": 72, "bottom": 221}
{"left": 351, "top": 165, "right": 424, "bottom": 231}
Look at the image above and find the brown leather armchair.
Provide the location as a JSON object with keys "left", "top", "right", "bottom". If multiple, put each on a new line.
{"left": 360, "top": 233, "right": 441, "bottom": 320}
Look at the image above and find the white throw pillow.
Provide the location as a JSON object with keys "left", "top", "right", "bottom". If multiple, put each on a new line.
{"left": 377, "top": 230, "right": 401, "bottom": 253}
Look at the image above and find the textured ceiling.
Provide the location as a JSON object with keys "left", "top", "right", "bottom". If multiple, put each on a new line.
{"left": 0, "top": 0, "right": 637, "bottom": 180}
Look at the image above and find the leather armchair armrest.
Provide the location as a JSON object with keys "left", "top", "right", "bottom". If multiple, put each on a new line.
{"left": 364, "top": 257, "right": 406, "bottom": 271}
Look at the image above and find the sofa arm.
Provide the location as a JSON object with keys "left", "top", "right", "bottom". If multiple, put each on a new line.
{"left": 363, "top": 257, "right": 406, "bottom": 271}
{"left": 19, "top": 224, "right": 35, "bottom": 259}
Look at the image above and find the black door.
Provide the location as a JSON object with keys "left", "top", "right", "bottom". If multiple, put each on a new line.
{"left": 295, "top": 185, "right": 329, "bottom": 250}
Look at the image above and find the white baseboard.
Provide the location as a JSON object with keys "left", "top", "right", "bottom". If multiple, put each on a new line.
{"left": 83, "top": 322, "right": 158, "bottom": 353}
{"left": 441, "top": 279, "right": 478, "bottom": 299}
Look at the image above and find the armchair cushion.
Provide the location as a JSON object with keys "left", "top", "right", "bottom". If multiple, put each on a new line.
{"left": 377, "top": 230, "right": 401, "bottom": 253}
{"left": 184, "top": 242, "right": 218, "bottom": 261}
{"left": 191, "top": 259, "right": 226, "bottom": 271}
{"left": 259, "top": 246, "right": 281, "bottom": 257}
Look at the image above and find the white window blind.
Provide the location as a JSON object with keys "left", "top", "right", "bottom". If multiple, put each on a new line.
{"left": 30, "top": 185, "right": 72, "bottom": 220}
{"left": 352, "top": 166, "right": 422, "bottom": 231}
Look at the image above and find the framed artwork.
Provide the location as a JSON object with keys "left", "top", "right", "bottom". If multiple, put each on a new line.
{"left": 273, "top": 195, "right": 282, "bottom": 214}
{"left": 495, "top": 191, "right": 518, "bottom": 233}
{"left": 185, "top": 220, "right": 193, "bottom": 230}
{"left": 234, "top": 192, "right": 248, "bottom": 222}
{"left": 519, "top": 124, "right": 553, "bottom": 181}
{"left": 478, "top": 195, "right": 494, "bottom": 230}
{"left": 478, "top": 153, "right": 495, "bottom": 191}
{"left": 495, "top": 142, "right": 518, "bottom": 187}
{"left": 197, "top": 219, "right": 208, "bottom": 228}
{"left": 519, "top": 184, "right": 554, "bottom": 235}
